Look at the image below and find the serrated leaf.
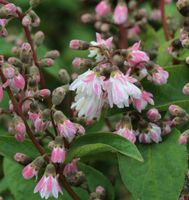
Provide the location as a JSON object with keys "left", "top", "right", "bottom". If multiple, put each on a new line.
{"left": 78, "top": 162, "right": 115, "bottom": 200}
{"left": 67, "top": 133, "right": 143, "bottom": 162}
{"left": 118, "top": 129, "right": 188, "bottom": 200}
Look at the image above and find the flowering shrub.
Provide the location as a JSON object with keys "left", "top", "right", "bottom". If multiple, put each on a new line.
{"left": 0, "top": 0, "right": 189, "bottom": 199}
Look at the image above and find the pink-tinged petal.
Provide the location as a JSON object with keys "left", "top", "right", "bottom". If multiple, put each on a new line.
{"left": 46, "top": 176, "right": 53, "bottom": 193}
{"left": 34, "top": 176, "right": 45, "bottom": 193}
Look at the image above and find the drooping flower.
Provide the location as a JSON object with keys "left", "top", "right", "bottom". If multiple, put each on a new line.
{"left": 95, "top": 0, "right": 110, "bottom": 17}
{"left": 116, "top": 127, "right": 136, "bottom": 143}
{"left": 128, "top": 42, "right": 149, "bottom": 66}
{"left": 104, "top": 71, "right": 141, "bottom": 108}
{"left": 57, "top": 119, "right": 77, "bottom": 141}
{"left": 70, "top": 70, "right": 105, "bottom": 119}
{"left": 63, "top": 158, "right": 79, "bottom": 177}
{"left": 132, "top": 90, "right": 154, "bottom": 112}
{"left": 147, "top": 108, "right": 161, "bottom": 122}
{"left": 51, "top": 146, "right": 66, "bottom": 164}
{"left": 34, "top": 164, "right": 63, "bottom": 199}
{"left": 113, "top": 2, "right": 128, "bottom": 25}
{"left": 147, "top": 66, "right": 169, "bottom": 85}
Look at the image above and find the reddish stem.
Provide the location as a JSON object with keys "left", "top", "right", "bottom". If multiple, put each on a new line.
{"left": 118, "top": 25, "right": 128, "bottom": 49}
{"left": 160, "top": 0, "right": 169, "bottom": 41}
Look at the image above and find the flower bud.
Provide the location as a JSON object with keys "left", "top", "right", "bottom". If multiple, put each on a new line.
{"left": 8, "top": 57, "right": 22, "bottom": 68}
{"left": 0, "top": 3, "right": 17, "bottom": 18}
{"left": 53, "top": 110, "right": 65, "bottom": 122}
{"left": 81, "top": 13, "right": 94, "bottom": 23}
{"left": 34, "top": 31, "right": 45, "bottom": 46}
{"left": 113, "top": 2, "right": 128, "bottom": 25}
{"left": 52, "top": 85, "right": 68, "bottom": 106}
{"left": 0, "top": 18, "right": 8, "bottom": 37}
{"left": 38, "top": 58, "right": 54, "bottom": 67}
{"left": 183, "top": 83, "right": 189, "bottom": 94}
{"left": 14, "top": 153, "right": 32, "bottom": 165}
{"left": 169, "top": 105, "right": 186, "bottom": 117}
{"left": 11, "top": 74, "right": 25, "bottom": 90}
{"left": 30, "top": 0, "right": 41, "bottom": 8}
{"left": 22, "top": 156, "right": 44, "bottom": 179}
{"left": 176, "top": 0, "right": 189, "bottom": 17}
{"left": 69, "top": 40, "right": 90, "bottom": 50}
{"left": 72, "top": 57, "right": 93, "bottom": 68}
{"left": 45, "top": 50, "right": 60, "bottom": 59}
{"left": 20, "top": 43, "right": 32, "bottom": 64}
{"left": 95, "top": 0, "right": 111, "bottom": 17}
{"left": 22, "top": 14, "right": 32, "bottom": 26}
{"left": 58, "top": 69, "right": 70, "bottom": 84}
{"left": 2, "top": 63, "right": 15, "bottom": 79}
{"left": 147, "top": 108, "right": 161, "bottom": 122}
{"left": 37, "top": 89, "right": 51, "bottom": 98}
{"left": 41, "top": 109, "right": 51, "bottom": 121}
{"left": 179, "top": 134, "right": 188, "bottom": 144}
{"left": 28, "top": 10, "right": 40, "bottom": 27}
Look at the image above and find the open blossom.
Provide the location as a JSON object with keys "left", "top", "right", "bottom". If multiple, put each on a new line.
{"left": 34, "top": 116, "right": 49, "bottom": 133}
{"left": 57, "top": 119, "right": 77, "bottom": 141}
{"left": 95, "top": 1, "right": 110, "bottom": 17}
{"left": 104, "top": 71, "right": 141, "bottom": 108}
{"left": 128, "top": 42, "right": 149, "bottom": 66}
{"left": 132, "top": 91, "right": 154, "bottom": 112}
{"left": 51, "top": 146, "right": 66, "bottom": 163}
{"left": 147, "top": 66, "right": 169, "bottom": 85}
{"left": 89, "top": 33, "right": 113, "bottom": 61}
{"left": 113, "top": 2, "right": 128, "bottom": 25}
{"left": 70, "top": 70, "right": 105, "bottom": 119}
{"left": 34, "top": 164, "right": 63, "bottom": 199}
{"left": 63, "top": 158, "right": 79, "bottom": 177}
{"left": 116, "top": 127, "right": 136, "bottom": 143}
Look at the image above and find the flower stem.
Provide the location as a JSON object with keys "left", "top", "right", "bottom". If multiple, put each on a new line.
{"left": 160, "top": 0, "right": 169, "bottom": 41}
{"left": 118, "top": 25, "right": 128, "bottom": 49}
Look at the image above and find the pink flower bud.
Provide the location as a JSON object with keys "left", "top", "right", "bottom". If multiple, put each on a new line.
{"left": 0, "top": 85, "right": 3, "bottom": 102}
{"left": 39, "top": 58, "right": 54, "bottom": 67}
{"left": 15, "top": 122, "right": 26, "bottom": 135}
{"left": 12, "top": 74, "right": 25, "bottom": 90}
{"left": 179, "top": 134, "right": 188, "bottom": 144}
{"left": 14, "top": 153, "right": 27, "bottom": 162}
{"left": 168, "top": 104, "right": 185, "bottom": 116}
{"left": 0, "top": 19, "right": 8, "bottom": 37}
{"left": 183, "top": 83, "right": 189, "bottom": 95}
{"left": 147, "top": 108, "right": 161, "bottom": 122}
{"left": 96, "top": 186, "right": 105, "bottom": 194}
{"left": 22, "top": 15, "right": 31, "bottom": 26}
{"left": 38, "top": 89, "right": 51, "bottom": 98}
{"left": 51, "top": 146, "right": 66, "bottom": 164}
{"left": 15, "top": 132, "right": 25, "bottom": 142}
{"left": 22, "top": 163, "right": 38, "bottom": 179}
{"left": 63, "top": 158, "right": 79, "bottom": 177}
{"left": 2, "top": 65, "right": 15, "bottom": 79}
{"left": 139, "top": 133, "right": 151, "bottom": 144}
{"left": 95, "top": 1, "right": 110, "bottom": 17}
{"left": 72, "top": 57, "right": 82, "bottom": 68}
{"left": 70, "top": 40, "right": 81, "bottom": 50}
{"left": 3, "top": 3, "right": 17, "bottom": 16}
{"left": 113, "top": 3, "right": 128, "bottom": 25}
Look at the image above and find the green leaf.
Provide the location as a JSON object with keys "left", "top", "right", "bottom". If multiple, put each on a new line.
{"left": 4, "top": 159, "right": 89, "bottom": 200}
{"left": 118, "top": 129, "right": 188, "bottom": 200}
{"left": 0, "top": 136, "right": 38, "bottom": 160}
{"left": 67, "top": 133, "right": 143, "bottom": 162}
{"left": 0, "top": 177, "right": 8, "bottom": 193}
{"left": 144, "top": 65, "right": 189, "bottom": 112}
{"left": 78, "top": 162, "right": 115, "bottom": 200}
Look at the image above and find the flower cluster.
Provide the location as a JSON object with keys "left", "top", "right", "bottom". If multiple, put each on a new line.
{"left": 70, "top": 33, "right": 169, "bottom": 120}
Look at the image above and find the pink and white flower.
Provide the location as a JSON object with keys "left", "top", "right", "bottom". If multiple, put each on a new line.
{"left": 147, "top": 108, "right": 161, "bottom": 122}
{"left": 95, "top": 1, "right": 110, "bottom": 17}
{"left": 51, "top": 146, "right": 66, "bottom": 163}
{"left": 22, "top": 164, "right": 38, "bottom": 180}
{"left": 57, "top": 119, "right": 77, "bottom": 141}
{"left": 34, "top": 175, "right": 63, "bottom": 199}
{"left": 132, "top": 91, "right": 154, "bottom": 112}
{"left": 34, "top": 117, "right": 49, "bottom": 133}
{"left": 15, "top": 122, "right": 26, "bottom": 142}
{"left": 149, "top": 123, "right": 162, "bottom": 143}
{"left": 147, "top": 66, "right": 169, "bottom": 85}
{"left": 70, "top": 70, "right": 105, "bottom": 119}
{"left": 89, "top": 33, "right": 113, "bottom": 61}
{"left": 113, "top": 2, "right": 128, "bottom": 25}
{"left": 104, "top": 71, "right": 141, "bottom": 108}
{"left": 116, "top": 127, "right": 136, "bottom": 143}
{"left": 10, "top": 74, "right": 25, "bottom": 90}
{"left": 128, "top": 42, "right": 149, "bottom": 66}
{"left": 63, "top": 159, "right": 79, "bottom": 177}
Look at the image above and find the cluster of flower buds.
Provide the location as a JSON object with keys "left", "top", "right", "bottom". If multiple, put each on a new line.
{"left": 114, "top": 107, "right": 170, "bottom": 144}
{"left": 69, "top": 33, "right": 169, "bottom": 120}
{"left": 63, "top": 159, "right": 86, "bottom": 187}
{"left": 89, "top": 186, "right": 106, "bottom": 200}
